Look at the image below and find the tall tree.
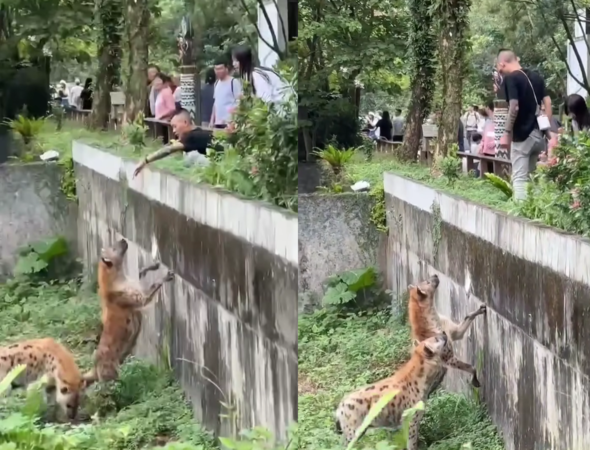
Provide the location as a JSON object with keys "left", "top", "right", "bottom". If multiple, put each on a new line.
{"left": 433, "top": 0, "right": 471, "bottom": 157}
{"left": 90, "top": 0, "right": 123, "bottom": 129}
{"left": 123, "top": 0, "right": 150, "bottom": 123}
{"left": 401, "top": 0, "right": 437, "bottom": 161}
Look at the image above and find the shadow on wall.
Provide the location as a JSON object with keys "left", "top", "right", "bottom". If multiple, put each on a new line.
{"left": 0, "top": 162, "right": 78, "bottom": 280}
{"left": 298, "top": 192, "right": 387, "bottom": 312}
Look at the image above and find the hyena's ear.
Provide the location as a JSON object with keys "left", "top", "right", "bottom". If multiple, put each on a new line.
{"left": 408, "top": 284, "right": 427, "bottom": 296}
{"left": 423, "top": 344, "right": 435, "bottom": 359}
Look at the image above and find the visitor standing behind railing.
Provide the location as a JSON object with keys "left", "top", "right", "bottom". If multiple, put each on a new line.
{"left": 479, "top": 101, "right": 496, "bottom": 157}
{"left": 80, "top": 78, "right": 93, "bottom": 110}
{"left": 154, "top": 74, "right": 176, "bottom": 121}
{"left": 496, "top": 49, "right": 552, "bottom": 201}
{"left": 146, "top": 64, "right": 160, "bottom": 118}
{"left": 374, "top": 111, "right": 393, "bottom": 141}
{"left": 565, "top": 94, "right": 590, "bottom": 135}
{"left": 209, "top": 57, "right": 242, "bottom": 129}
{"left": 231, "top": 45, "right": 288, "bottom": 104}
{"left": 201, "top": 68, "right": 215, "bottom": 128}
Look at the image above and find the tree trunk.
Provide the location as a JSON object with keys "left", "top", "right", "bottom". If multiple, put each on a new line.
{"left": 123, "top": 0, "right": 149, "bottom": 123}
{"left": 90, "top": 0, "right": 123, "bottom": 130}
{"left": 400, "top": 0, "right": 437, "bottom": 161}
{"left": 435, "top": 0, "right": 470, "bottom": 157}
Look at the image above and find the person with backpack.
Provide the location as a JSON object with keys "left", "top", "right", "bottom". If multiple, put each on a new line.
{"left": 462, "top": 105, "right": 481, "bottom": 143}
{"left": 232, "top": 46, "right": 288, "bottom": 104}
{"left": 209, "top": 57, "right": 242, "bottom": 129}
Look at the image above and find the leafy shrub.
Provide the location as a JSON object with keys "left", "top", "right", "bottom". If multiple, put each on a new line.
{"left": 50, "top": 103, "right": 65, "bottom": 131}
{"left": 204, "top": 64, "right": 298, "bottom": 211}
{"left": 58, "top": 155, "right": 77, "bottom": 201}
{"left": 437, "top": 143, "right": 461, "bottom": 185}
{"left": 516, "top": 131, "right": 590, "bottom": 236}
{"left": 314, "top": 145, "right": 355, "bottom": 175}
{"left": 123, "top": 112, "right": 148, "bottom": 153}
{"left": 322, "top": 267, "right": 377, "bottom": 307}
{"left": 14, "top": 237, "right": 69, "bottom": 277}
{"left": 4, "top": 113, "right": 46, "bottom": 145}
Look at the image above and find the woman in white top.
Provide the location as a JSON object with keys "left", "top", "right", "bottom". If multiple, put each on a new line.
{"left": 231, "top": 46, "right": 286, "bottom": 103}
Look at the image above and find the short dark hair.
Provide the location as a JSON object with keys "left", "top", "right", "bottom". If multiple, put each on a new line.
{"left": 157, "top": 73, "right": 172, "bottom": 83}
{"left": 205, "top": 67, "right": 216, "bottom": 85}
{"left": 148, "top": 64, "right": 160, "bottom": 72}
{"left": 471, "top": 132, "right": 482, "bottom": 143}
{"left": 214, "top": 57, "right": 229, "bottom": 67}
{"left": 486, "top": 100, "right": 494, "bottom": 111}
{"left": 395, "top": 108, "right": 402, "bottom": 115}
{"left": 173, "top": 109, "right": 193, "bottom": 123}
{"left": 497, "top": 48, "right": 512, "bottom": 56}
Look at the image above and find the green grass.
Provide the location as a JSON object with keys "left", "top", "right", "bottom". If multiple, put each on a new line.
{"left": 0, "top": 277, "right": 218, "bottom": 450}
{"left": 34, "top": 121, "right": 224, "bottom": 185}
{"left": 298, "top": 308, "right": 505, "bottom": 450}
{"left": 344, "top": 153, "right": 511, "bottom": 212}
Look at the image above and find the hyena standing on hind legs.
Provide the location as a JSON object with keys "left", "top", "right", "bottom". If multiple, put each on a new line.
{"left": 84, "top": 238, "right": 174, "bottom": 385}
{"left": 335, "top": 333, "right": 449, "bottom": 450}
{"left": 408, "top": 274, "right": 486, "bottom": 394}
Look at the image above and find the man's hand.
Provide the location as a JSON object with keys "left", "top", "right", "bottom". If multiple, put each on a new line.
{"left": 133, "top": 159, "right": 147, "bottom": 179}
{"left": 500, "top": 133, "right": 512, "bottom": 149}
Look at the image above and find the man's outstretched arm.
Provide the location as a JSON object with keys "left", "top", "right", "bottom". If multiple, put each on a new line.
{"left": 133, "top": 142, "right": 185, "bottom": 177}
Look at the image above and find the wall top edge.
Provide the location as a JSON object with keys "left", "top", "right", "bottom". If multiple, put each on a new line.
{"left": 383, "top": 171, "right": 590, "bottom": 284}
{"left": 72, "top": 140, "right": 297, "bottom": 220}
{"left": 72, "top": 140, "right": 298, "bottom": 265}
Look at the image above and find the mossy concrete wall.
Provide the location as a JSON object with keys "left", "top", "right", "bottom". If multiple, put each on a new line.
{"left": 73, "top": 142, "right": 298, "bottom": 440}
{"left": 0, "top": 162, "right": 77, "bottom": 280}
{"left": 384, "top": 171, "right": 590, "bottom": 450}
{"left": 298, "top": 193, "right": 386, "bottom": 311}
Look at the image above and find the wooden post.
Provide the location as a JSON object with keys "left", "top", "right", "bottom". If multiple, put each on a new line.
{"left": 178, "top": 16, "right": 199, "bottom": 124}
{"left": 494, "top": 100, "right": 509, "bottom": 160}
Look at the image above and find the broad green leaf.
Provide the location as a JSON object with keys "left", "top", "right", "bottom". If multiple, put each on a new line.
{"left": 322, "top": 282, "right": 356, "bottom": 305}
{"left": 14, "top": 252, "right": 48, "bottom": 275}
{"left": 341, "top": 267, "right": 377, "bottom": 292}
{"left": 0, "top": 365, "right": 26, "bottom": 396}
{"left": 30, "top": 236, "right": 68, "bottom": 262}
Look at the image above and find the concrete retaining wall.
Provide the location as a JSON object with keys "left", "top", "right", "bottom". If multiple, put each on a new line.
{"left": 384, "top": 171, "right": 590, "bottom": 450}
{"left": 0, "top": 162, "right": 77, "bottom": 280}
{"left": 298, "top": 193, "right": 385, "bottom": 311}
{"left": 73, "top": 142, "right": 298, "bottom": 440}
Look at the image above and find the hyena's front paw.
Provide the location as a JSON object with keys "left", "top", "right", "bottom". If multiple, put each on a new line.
{"left": 164, "top": 270, "right": 175, "bottom": 282}
{"left": 471, "top": 371, "right": 481, "bottom": 388}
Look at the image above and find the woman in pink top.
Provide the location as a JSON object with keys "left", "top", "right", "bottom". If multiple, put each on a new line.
{"left": 479, "top": 102, "right": 496, "bottom": 157}
{"left": 154, "top": 74, "right": 177, "bottom": 120}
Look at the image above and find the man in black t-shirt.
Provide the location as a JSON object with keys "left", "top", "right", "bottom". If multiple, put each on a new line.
{"left": 133, "top": 109, "right": 214, "bottom": 178}
{"left": 496, "top": 49, "right": 553, "bottom": 200}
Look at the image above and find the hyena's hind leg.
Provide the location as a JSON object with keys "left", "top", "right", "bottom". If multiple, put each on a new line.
{"left": 406, "top": 409, "right": 425, "bottom": 450}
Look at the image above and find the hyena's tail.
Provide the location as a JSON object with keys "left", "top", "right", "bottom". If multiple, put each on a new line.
{"left": 334, "top": 417, "right": 342, "bottom": 434}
